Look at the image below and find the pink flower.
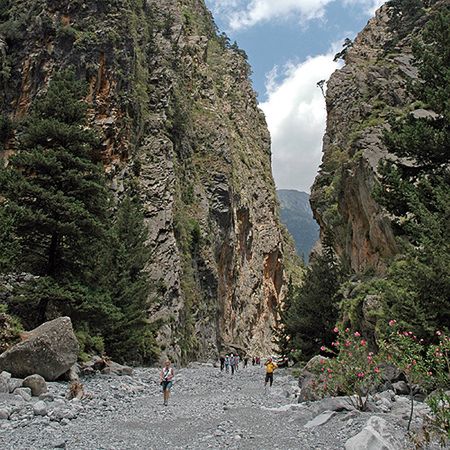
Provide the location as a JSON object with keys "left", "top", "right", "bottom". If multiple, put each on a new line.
{"left": 360, "top": 340, "right": 367, "bottom": 346}
{"left": 374, "top": 367, "right": 380, "bottom": 374}
{"left": 388, "top": 320, "right": 396, "bottom": 326}
{"left": 320, "top": 359, "right": 326, "bottom": 365}
{"left": 357, "top": 372, "right": 365, "bottom": 379}
{"left": 427, "top": 371, "right": 433, "bottom": 376}
{"left": 327, "top": 368, "right": 333, "bottom": 373}
{"left": 320, "top": 346, "right": 326, "bottom": 351}
{"left": 344, "top": 340, "right": 351, "bottom": 347}
{"left": 354, "top": 331, "right": 361, "bottom": 337}
{"left": 333, "top": 327, "right": 339, "bottom": 333}
{"left": 436, "top": 331, "right": 442, "bottom": 336}
{"left": 345, "top": 328, "right": 350, "bottom": 333}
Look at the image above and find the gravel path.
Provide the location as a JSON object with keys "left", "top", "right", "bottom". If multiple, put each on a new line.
{"left": 0, "top": 364, "right": 426, "bottom": 449}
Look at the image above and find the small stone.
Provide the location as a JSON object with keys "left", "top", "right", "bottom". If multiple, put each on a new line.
{"left": 0, "top": 408, "right": 10, "bottom": 420}
{"left": 23, "top": 374, "right": 48, "bottom": 396}
{"left": 304, "top": 411, "right": 337, "bottom": 428}
{"left": 0, "top": 371, "right": 11, "bottom": 381}
{"left": 14, "top": 387, "right": 32, "bottom": 401}
{"left": 392, "top": 381, "right": 410, "bottom": 395}
{"left": 33, "top": 401, "right": 48, "bottom": 416}
{"left": 8, "top": 378, "right": 23, "bottom": 393}
{"left": 40, "top": 392, "right": 55, "bottom": 402}
{"left": 0, "top": 377, "right": 8, "bottom": 394}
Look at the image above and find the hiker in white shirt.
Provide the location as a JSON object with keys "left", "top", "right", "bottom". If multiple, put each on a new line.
{"left": 159, "top": 360, "right": 174, "bottom": 406}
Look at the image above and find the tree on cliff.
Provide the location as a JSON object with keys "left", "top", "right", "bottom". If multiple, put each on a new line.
{"left": 378, "top": 6, "right": 450, "bottom": 336}
{"left": 0, "top": 70, "right": 109, "bottom": 282}
{"left": 0, "top": 70, "right": 159, "bottom": 363}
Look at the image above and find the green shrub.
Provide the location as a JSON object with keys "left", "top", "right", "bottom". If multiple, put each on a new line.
{"left": 0, "top": 306, "right": 23, "bottom": 353}
{"left": 316, "top": 325, "right": 383, "bottom": 411}
{"left": 76, "top": 328, "right": 105, "bottom": 361}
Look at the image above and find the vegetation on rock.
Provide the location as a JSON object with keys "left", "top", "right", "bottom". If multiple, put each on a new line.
{"left": 0, "top": 71, "right": 157, "bottom": 364}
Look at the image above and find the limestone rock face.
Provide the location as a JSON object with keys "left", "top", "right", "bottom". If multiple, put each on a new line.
{"left": 0, "top": 317, "right": 79, "bottom": 381}
{"left": 0, "top": 0, "right": 290, "bottom": 361}
{"left": 310, "top": 2, "right": 445, "bottom": 273}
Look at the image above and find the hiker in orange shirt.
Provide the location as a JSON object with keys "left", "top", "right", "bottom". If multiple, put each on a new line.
{"left": 264, "top": 357, "right": 278, "bottom": 388}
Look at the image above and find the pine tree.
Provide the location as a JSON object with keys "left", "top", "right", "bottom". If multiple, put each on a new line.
{"left": 0, "top": 70, "right": 110, "bottom": 322}
{"left": 378, "top": 6, "right": 450, "bottom": 336}
{"left": 285, "top": 241, "right": 342, "bottom": 361}
{"left": 102, "top": 196, "right": 159, "bottom": 365}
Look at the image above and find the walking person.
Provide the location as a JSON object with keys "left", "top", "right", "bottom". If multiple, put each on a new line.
{"left": 244, "top": 357, "right": 248, "bottom": 368}
{"left": 220, "top": 355, "right": 225, "bottom": 371}
{"left": 264, "top": 357, "right": 277, "bottom": 392}
{"left": 225, "top": 354, "right": 230, "bottom": 373}
{"left": 160, "top": 360, "right": 174, "bottom": 406}
{"left": 230, "top": 354, "right": 236, "bottom": 375}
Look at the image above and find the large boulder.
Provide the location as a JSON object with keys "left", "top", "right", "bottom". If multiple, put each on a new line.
{"left": 101, "top": 360, "right": 133, "bottom": 376}
{"left": 298, "top": 355, "right": 328, "bottom": 402}
{"left": 0, "top": 317, "right": 79, "bottom": 381}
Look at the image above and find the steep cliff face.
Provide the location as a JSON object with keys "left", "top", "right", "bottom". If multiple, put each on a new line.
{"left": 310, "top": 1, "right": 443, "bottom": 274}
{"left": 0, "top": 0, "right": 287, "bottom": 360}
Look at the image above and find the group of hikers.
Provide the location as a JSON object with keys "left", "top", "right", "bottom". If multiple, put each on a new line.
{"left": 158, "top": 355, "right": 279, "bottom": 406}
{"left": 219, "top": 353, "right": 244, "bottom": 374}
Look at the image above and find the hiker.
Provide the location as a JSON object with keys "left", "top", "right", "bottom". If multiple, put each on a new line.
{"left": 235, "top": 354, "right": 240, "bottom": 372}
{"left": 220, "top": 355, "right": 225, "bottom": 371}
{"left": 224, "top": 354, "right": 230, "bottom": 373}
{"left": 252, "top": 357, "right": 255, "bottom": 366}
{"left": 264, "top": 357, "right": 277, "bottom": 388}
{"left": 244, "top": 357, "right": 249, "bottom": 368}
{"left": 160, "top": 360, "right": 174, "bottom": 406}
{"left": 230, "top": 354, "right": 236, "bottom": 375}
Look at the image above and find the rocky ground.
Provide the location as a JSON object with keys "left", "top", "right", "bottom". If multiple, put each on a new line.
{"left": 0, "top": 364, "right": 444, "bottom": 449}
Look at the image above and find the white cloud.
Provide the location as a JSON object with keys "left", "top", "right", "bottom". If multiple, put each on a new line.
{"left": 207, "top": 0, "right": 386, "bottom": 30}
{"left": 208, "top": 0, "right": 333, "bottom": 30}
{"left": 260, "top": 52, "right": 341, "bottom": 193}
{"left": 343, "top": 0, "right": 386, "bottom": 15}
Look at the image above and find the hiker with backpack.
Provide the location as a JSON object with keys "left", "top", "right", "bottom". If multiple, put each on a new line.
{"left": 160, "top": 360, "right": 174, "bottom": 406}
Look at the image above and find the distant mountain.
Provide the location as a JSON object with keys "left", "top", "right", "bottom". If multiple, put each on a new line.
{"left": 277, "top": 190, "right": 319, "bottom": 263}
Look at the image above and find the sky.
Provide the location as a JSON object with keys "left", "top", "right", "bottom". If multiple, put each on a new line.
{"left": 204, "top": 0, "right": 386, "bottom": 193}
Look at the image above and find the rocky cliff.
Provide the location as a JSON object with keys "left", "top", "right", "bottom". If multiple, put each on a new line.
{"left": 310, "top": 0, "right": 445, "bottom": 274}
{"left": 0, "top": 0, "right": 288, "bottom": 360}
